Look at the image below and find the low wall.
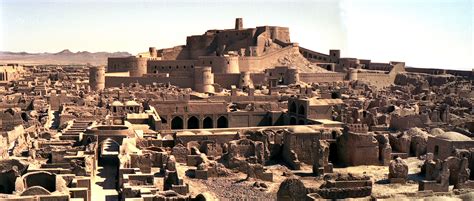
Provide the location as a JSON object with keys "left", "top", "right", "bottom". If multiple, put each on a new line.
{"left": 105, "top": 76, "right": 194, "bottom": 89}
{"left": 300, "top": 73, "right": 346, "bottom": 83}
{"left": 406, "top": 67, "right": 472, "bottom": 78}
{"left": 238, "top": 46, "right": 299, "bottom": 72}
{"left": 214, "top": 74, "right": 241, "bottom": 89}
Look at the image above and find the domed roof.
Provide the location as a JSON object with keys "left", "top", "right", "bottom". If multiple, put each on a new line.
{"left": 406, "top": 127, "right": 430, "bottom": 137}
{"left": 288, "top": 126, "right": 316, "bottom": 133}
{"left": 436, "top": 131, "right": 472, "bottom": 141}
{"left": 125, "top": 100, "right": 140, "bottom": 106}
{"left": 430, "top": 128, "right": 445, "bottom": 136}
{"left": 111, "top": 101, "right": 123, "bottom": 106}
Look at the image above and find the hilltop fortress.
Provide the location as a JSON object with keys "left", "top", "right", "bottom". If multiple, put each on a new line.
{"left": 98, "top": 18, "right": 408, "bottom": 92}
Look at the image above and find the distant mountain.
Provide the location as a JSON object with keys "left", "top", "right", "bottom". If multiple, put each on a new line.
{"left": 0, "top": 49, "right": 132, "bottom": 65}
{"left": 53, "top": 49, "right": 74, "bottom": 55}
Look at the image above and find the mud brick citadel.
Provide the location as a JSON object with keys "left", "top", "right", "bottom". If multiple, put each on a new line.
{"left": 0, "top": 18, "right": 473, "bottom": 201}
{"left": 100, "top": 18, "right": 405, "bottom": 93}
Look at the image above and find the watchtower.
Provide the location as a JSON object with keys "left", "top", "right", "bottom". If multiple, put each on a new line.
{"left": 194, "top": 66, "right": 215, "bottom": 93}
{"left": 89, "top": 66, "right": 106, "bottom": 91}
{"left": 235, "top": 18, "right": 243, "bottom": 30}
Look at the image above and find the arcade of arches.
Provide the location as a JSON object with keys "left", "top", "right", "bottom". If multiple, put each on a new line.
{"left": 170, "top": 115, "right": 228, "bottom": 129}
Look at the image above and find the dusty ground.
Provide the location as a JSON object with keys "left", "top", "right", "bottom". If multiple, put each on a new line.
{"left": 174, "top": 157, "right": 474, "bottom": 200}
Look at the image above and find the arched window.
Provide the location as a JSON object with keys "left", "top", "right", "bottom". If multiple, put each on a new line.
{"left": 289, "top": 102, "right": 297, "bottom": 113}
{"left": 298, "top": 105, "right": 305, "bottom": 115}
{"left": 203, "top": 117, "right": 213, "bottom": 129}
{"left": 187, "top": 116, "right": 199, "bottom": 129}
{"left": 217, "top": 116, "right": 228, "bottom": 128}
{"left": 171, "top": 116, "right": 183, "bottom": 129}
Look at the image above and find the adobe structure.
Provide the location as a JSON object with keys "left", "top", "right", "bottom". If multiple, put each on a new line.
{"left": 0, "top": 18, "right": 473, "bottom": 201}
{"left": 99, "top": 18, "right": 408, "bottom": 93}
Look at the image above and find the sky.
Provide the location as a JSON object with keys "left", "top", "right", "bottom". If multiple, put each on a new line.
{"left": 0, "top": 0, "right": 472, "bottom": 70}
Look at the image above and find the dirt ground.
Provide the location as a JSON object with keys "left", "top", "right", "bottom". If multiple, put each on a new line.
{"left": 177, "top": 157, "right": 474, "bottom": 200}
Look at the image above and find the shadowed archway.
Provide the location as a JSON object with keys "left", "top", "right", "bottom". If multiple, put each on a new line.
{"left": 289, "top": 102, "right": 297, "bottom": 113}
{"left": 187, "top": 116, "right": 199, "bottom": 129}
{"left": 298, "top": 105, "right": 305, "bottom": 115}
{"left": 217, "top": 116, "right": 228, "bottom": 128}
{"left": 171, "top": 116, "right": 183, "bottom": 129}
{"left": 203, "top": 117, "right": 213, "bottom": 129}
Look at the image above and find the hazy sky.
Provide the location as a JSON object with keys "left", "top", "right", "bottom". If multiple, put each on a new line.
{"left": 0, "top": 0, "right": 472, "bottom": 70}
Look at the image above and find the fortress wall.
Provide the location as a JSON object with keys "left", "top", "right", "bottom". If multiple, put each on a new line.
{"left": 159, "top": 46, "right": 189, "bottom": 60}
{"left": 273, "top": 39, "right": 293, "bottom": 47}
{"left": 267, "top": 26, "right": 291, "bottom": 42}
{"left": 239, "top": 45, "right": 299, "bottom": 72}
{"left": 186, "top": 29, "right": 257, "bottom": 59}
{"left": 105, "top": 76, "right": 194, "bottom": 89}
{"left": 214, "top": 29, "right": 256, "bottom": 50}
{"left": 405, "top": 67, "right": 472, "bottom": 77}
{"left": 213, "top": 72, "right": 267, "bottom": 89}
{"left": 187, "top": 35, "right": 215, "bottom": 50}
{"left": 300, "top": 73, "right": 346, "bottom": 83}
{"left": 214, "top": 74, "right": 241, "bottom": 89}
{"left": 107, "top": 56, "right": 147, "bottom": 77}
{"left": 299, "top": 47, "right": 331, "bottom": 63}
{"left": 368, "top": 62, "right": 393, "bottom": 71}
{"left": 189, "top": 49, "right": 212, "bottom": 60}
{"left": 250, "top": 73, "right": 266, "bottom": 86}
{"left": 339, "top": 58, "right": 360, "bottom": 69}
{"left": 357, "top": 73, "right": 393, "bottom": 88}
{"left": 255, "top": 26, "right": 291, "bottom": 43}
{"left": 147, "top": 60, "right": 196, "bottom": 74}
{"left": 108, "top": 57, "right": 135, "bottom": 73}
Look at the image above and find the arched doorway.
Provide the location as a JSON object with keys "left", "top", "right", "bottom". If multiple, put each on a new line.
{"left": 187, "top": 116, "right": 199, "bottom": 129}
{"left": 203, "top": 117, "right": 213, "bottom": 129}
{"left": 171, "top": 116, "right": 183, "bottom": 129}
{"left": 290, "top": 117, "right": 297, "bottom": 125}
{"left": 217, "top": 116, "right": 228, "bottom": 128}
{"left": 289, "top": 102, "right": 297, "bottom": 113}
{"left": 97, "top": 138, "right": 120, "bottom": 191}
{"left": 298, "top": 105, "right": 305, "bottom": 115}
{"left": 100, "top": 138, "right": 120, "bottom": 154}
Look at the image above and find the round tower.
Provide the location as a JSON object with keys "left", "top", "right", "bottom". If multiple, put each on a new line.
{"left": 239, "top": 71, "right": 254, "bottom": 89}
{"left": 89, "top": 66, "right": 105, "bottom": 91}
{"left": 149, "top": 47, "right": 157, "bottom": 57}
{"left": 215, "top": 53, "right": 240, "bottom": 74}
{"left": 348, "top": 69, "right": 358, "bottom": 81}
{"left": 129, "top": 57, "right": 147, "bottom": 77}
{"left": 287, "top": 67, "right": 300, "bottom": 84}
{"left": 194, "top": 66, "right": 215, "bottom": 93}
{"left": 225, "top": 54, "right": 240, "bottom": 74}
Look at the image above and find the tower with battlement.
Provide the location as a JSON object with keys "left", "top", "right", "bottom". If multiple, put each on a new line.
{"left": 194, "top": 66, "right": 215, "bottom": 93}
{"left": 235, "top": 18, "right": 243, "bottom": 30}
{"left": 287, "top": 68, "right": 300, "bottom": 84}
{"left": 218, "top": 53, "right": 240, "bottom": 74}
{"left": 149, "top": 47, "right": 157, "bottom": 57}
{"left": 239, "top": 71, "right": 253, "bottom": 89}
{"left": 89, "top": 66, "right": 105, "bottom": 91}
